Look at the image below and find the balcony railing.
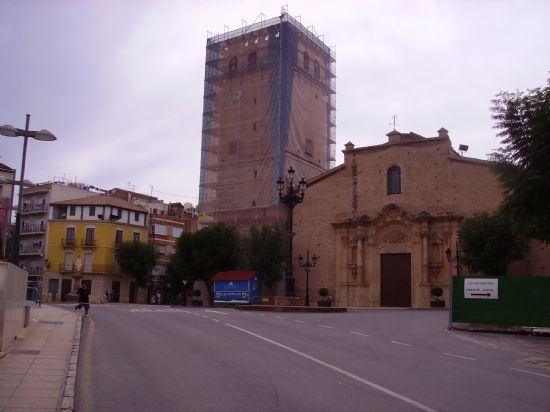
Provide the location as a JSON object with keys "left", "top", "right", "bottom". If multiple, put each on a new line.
{"left": 81, "top": 238, "right": 97, "bottom": 248}
{"left": 20, "top": 245, "right": 44, "bottom": 255}
{"left": 20, "top": 224, "right": 46, "bottom": 235}
{"left": 59, "top": 263, "right": 122, "bottom": 274}
{"left": 62, "top": 238, "right": 76, "bottom": 248}
{"left": 59, "top": 263, "right": 75, "bottom": 272}
{"left": 21, "top": 204, "right": 48, "bottom": 215}
{"left": 27, "top": 266, "right": 44, "bottom": 275}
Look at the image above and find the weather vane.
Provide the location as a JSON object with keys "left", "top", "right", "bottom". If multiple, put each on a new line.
{"left": 389, "top": 115, "right": 399, "bottom": 131}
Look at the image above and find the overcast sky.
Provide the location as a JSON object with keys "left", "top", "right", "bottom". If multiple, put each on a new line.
{"left": 1, "top": 0, "right": 548, "bottom": 205}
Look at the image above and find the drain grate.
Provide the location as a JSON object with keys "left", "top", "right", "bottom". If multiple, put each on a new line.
{"left": 13, "top": 349, "right": 40, "bottom": 355}
{"left": 38, "top": 320, "right": 64, "bottom": 325}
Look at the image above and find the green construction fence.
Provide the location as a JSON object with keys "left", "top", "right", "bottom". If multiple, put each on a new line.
{"left": 452, "top": 276, "right": 550, "bottom": 327}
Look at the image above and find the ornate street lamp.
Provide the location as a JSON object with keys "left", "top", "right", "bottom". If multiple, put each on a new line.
{"left": 0, "top": 114, "right": 57, "bottom": 266}
{"left": 298, "top": 250, "right": 318, "bottom": 306}
{"left": 277, "top": 166, "right": 307, "bottom": 296}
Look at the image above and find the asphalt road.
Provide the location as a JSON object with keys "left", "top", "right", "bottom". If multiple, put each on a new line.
{"left": 74, "top": 305, "right": 550, "bottom": 412}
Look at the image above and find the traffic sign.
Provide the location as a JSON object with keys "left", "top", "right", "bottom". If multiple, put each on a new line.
{"left": 464, "top": 278, "right": 499, "bottom": 299}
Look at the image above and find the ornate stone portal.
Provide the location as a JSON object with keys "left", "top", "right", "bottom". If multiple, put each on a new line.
{"left": 333, "top": 204, "right": 462, "bottom": 308}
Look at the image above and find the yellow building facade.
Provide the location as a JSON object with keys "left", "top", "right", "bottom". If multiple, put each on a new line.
{"left": 43, "top": 195, "right": 148, "bottom": 303}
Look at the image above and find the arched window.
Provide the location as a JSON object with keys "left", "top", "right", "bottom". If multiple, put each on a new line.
{"left": 314, "top": 59, "right": 320, "bottom": 78}
{"left": 387, "top": 166, "right": 401, "bottom": 194}
{"left": 247, "top": 52, "right": 257, "bottom": 71}
{"left": 228, "top": 57, "right": 238, "bottom": 76}
{"left": 303, "top": 52, "right": 310, "bottom": 71}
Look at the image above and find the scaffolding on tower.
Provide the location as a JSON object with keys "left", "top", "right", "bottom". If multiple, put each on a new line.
{"left": 199, "top": 11, "right": 336, "bottom": 229}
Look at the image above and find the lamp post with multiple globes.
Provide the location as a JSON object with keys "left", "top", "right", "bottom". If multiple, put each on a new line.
{"left": 298, "top": 250, "right": 319, "bottom": 306}
{"left": 276, "top": 167, "right": 306, "bottom": 297}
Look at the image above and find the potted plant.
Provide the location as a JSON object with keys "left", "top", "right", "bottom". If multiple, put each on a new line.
{"left": 192, "top": 289, "right": 203, "bottom": 307}
{"left": 430, "top": 287, "right": 445, "bottom": 308}
{"left": 318, "top": 287, "right": 333, "bottom": 307}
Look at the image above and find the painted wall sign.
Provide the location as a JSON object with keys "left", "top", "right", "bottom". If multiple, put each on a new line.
{"left": 464, "top": 278, "right": 499, "bottom": 299}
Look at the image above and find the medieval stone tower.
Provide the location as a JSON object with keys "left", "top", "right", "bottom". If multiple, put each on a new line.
{"left": 198, "top": 10, "right": 336, "bottom": 228}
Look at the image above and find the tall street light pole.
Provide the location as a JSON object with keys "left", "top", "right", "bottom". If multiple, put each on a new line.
{"left": 0, "top": 114, "right": 57, "bottom": 266}
{"left": 277, "top": 167, "right": 306, "bottom": 297}
{"left": 298, "top": 249, "right": 318, "bottom": 306}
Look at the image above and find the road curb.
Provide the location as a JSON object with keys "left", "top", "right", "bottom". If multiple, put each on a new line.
{"left": 59, "top": 314, "right": 83, "bottom": 411}
{"left": 452, "top": 323, "right": 550, "bottom": 337}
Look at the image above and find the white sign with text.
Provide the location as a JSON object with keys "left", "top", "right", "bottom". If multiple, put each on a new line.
{"left": 464, "top": 278, "right": 499, "bottom": 299}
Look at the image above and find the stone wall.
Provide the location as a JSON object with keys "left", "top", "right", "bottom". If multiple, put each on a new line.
{"left": 0, "top": 262, "right": 28, "bottom": 351}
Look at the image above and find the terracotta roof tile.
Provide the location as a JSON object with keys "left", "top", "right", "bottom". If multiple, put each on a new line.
{"left": 0, "top": 162, "right": 15, "bottom": 172}
{"left": 51, "top": 194, "right": 147, "bottom": 212}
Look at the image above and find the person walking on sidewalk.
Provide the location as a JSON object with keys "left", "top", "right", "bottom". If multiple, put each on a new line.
{"left": 74, "top": 284, "right": 91, "bottom": 316}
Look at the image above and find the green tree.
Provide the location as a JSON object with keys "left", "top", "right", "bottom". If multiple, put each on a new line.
{"left": 167, "top": 231, "right": 194, "bottom": 303}
{"left": 170, "top": 223, "right": 240, "bottom": 304}
{"left": 459, "top": 211, "right": 527, "bottom": 276}
{"left": 491, "top": 78, "right": 550, "bottom": 242}
{"left": 244, "top": 224, "right": 286, "bottom": 294}
{"left": 115, "top": 241, "right": 157, "bottom": 300}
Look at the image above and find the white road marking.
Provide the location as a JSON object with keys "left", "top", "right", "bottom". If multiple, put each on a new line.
{"left": 212, "top": 319, "right": 220, "bottom": 322}
{"left": 225, "top": 323, "right": 437, "bottom": 412}
{"left": 350, "top": 331, "right": 369, "bottom": 337}
{"left": 183, "top": 310, "right": 192, "bottom": 314}
{"left": 274, "top": 316, "right": 283, "bottom": 319}
{"left": 511, "top": 368, "right": 550, "bottom": 378}
{"left": 318, "top": 324, "right": 333, "bottom": 329}
{"left": 205, "top": 310, "right": 228, "bottom": 315}
{"left": 293, "top": 320, "right": 304, "bottom": 323}
{"left": 443, "top": 352, "right": 476, "bottom": 361}
{"left": 202, "top": 316, "right": 208, "bottom": 318}
{"left": 391, "top": 340, "right": 412, "bottom": 347}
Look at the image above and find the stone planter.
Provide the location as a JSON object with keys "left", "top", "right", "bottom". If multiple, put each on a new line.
{"left": 430, "top": 300, "right": 445, "bottom": 308}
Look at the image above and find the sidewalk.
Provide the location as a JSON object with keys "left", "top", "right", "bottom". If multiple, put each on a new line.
{"left": 0, "top": 304, "right": 81, "bottom": 412}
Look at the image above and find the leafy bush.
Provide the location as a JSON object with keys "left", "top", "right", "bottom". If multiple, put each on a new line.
{"left": 319, "top": 287, "right": 329, "bottom": 297}
{"left": 431, "top": 287, "right": 443, "bottom": 298}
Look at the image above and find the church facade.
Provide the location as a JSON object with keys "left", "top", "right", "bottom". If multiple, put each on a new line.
{"left": 292, "top": 128, "right": 550, "bottom": 308}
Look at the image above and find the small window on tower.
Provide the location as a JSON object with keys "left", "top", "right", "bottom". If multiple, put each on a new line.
{"left": 305, "top": 139, "right": 313, "bottom": 156}
{"left": 314, "top": 60, "right": 320, "bottom": 78}
{"left": 229, "top": 57, "right": 238, "bottom": 76}
{"left": 303, "top": 52, "right": 310, "bottom": 71}
{"left": 230, "top": 141, "right": 238, "bottom": 154}
{"left": 247, "top": 52, "right": 257, "bottom": 71}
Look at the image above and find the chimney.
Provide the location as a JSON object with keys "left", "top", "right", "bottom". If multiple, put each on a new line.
{"left": 344, "top": 142, "right": 355, "bottom": 166}
{"left": 437, "top": 128, "right": 449, "bottom": 139}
